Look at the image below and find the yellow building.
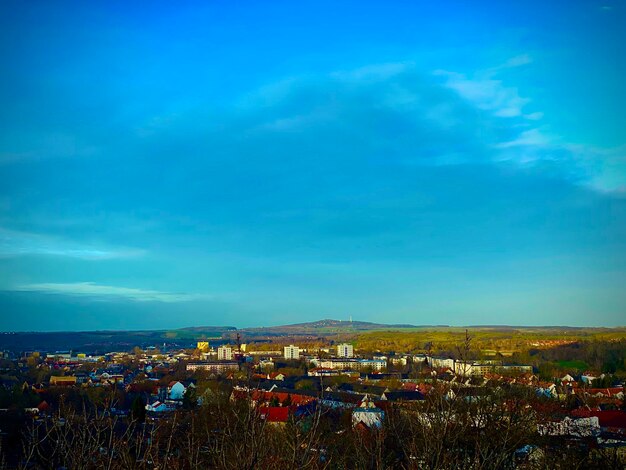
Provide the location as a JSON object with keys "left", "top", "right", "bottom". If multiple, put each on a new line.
{"left": 197, "top": 341, "right": 209, "bottom": 352}
{"left": 50, "top": 376, "right": 77, "bottom": 386}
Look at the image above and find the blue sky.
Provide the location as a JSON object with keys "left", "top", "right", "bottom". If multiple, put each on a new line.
{"left": 1, "top": 1, "right": 625, "bottom": 330}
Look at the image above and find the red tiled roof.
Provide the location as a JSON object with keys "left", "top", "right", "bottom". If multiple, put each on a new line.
{"left": 232, "top": 389, "right": 315, "bottom": 406}
{"left": 571, "top": 410, "right": 626, "bottom": 430}
{"left": 258, "top": 406, "right": 289, "bottom": 422}
{"left": 577, "top": 388, "right": 623, "bottom": 397}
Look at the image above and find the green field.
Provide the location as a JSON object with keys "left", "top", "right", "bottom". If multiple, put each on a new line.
{"left": 556, "top": 360, "right": 589, "bottom": 371}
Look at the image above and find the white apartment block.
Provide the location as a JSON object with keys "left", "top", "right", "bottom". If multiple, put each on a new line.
{"left": 454, "top": 360, "right": 533, "bottom": 377}
{"left": 284, "top": 345, "right": 300, "bottom": 360}
{"left": 186, "top": 362, "right": 239, "bottom": 373}
{"left": 319, "top": 359, "right": 386, "bottom": 371}
{"left": 426, "top": 356, "right": 455, "bottom": 370}
{"left": 337, "top": 343, "right": 354, "bottom": 358}
{"left": 217, "top": 345, "right": 233, "bottom": 361}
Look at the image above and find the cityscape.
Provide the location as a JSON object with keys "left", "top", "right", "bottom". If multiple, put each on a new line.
{"left": 0, "top": 322, "right": 625, "bottom": 467}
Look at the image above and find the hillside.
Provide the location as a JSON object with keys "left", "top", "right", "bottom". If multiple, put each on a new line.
{"left": 242, "top": 319, "right": 421, "bottom": 334}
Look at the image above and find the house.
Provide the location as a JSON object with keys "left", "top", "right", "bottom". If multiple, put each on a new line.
{"left": 576, "top": 387, "right": 624, "bottom": 400}
{"left": 352, "top": 395, "right": 384, "bottom": 429}
{"left": 231, "top": 388, "right": 316, "bottom": 408}
{"left": 168, "top": 381, "right": 186, "bottom": 400}
{"left": 145, "top": 401, "right": 174, "bottom": 413}
{"left": 536, "top": 383, "right": 557, "bottom": 399}
{"left": 570, "top": 410, "right": 626, "bottom": 436}
{"left": 268, "top": 372, "right": 286, "bottom": 381}
{"left": 73, "top": 372, "right": 89, "bottom": 384}
{"left": 308, "top": 368, "right": 342, "bottom": 377}
{"left": 581, "top": 372, "right": 602, "bottom": 384}
{"left": 538, "top": 416, "right": 600, "bottom": 437}
{"left": 258, "top": 406, "right": 290, "bottom": 424}
{"left": 380, "top": 391, "right": 424, "bottom": 403}
{"left": 319, "top": 391, "right": 365, "bottom": 409}
{"left": 49, "top": 376, "right": 77, "bottom": 386}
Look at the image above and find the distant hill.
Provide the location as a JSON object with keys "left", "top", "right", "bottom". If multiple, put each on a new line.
{"left": 242, "top": 319, "right": 423, "bottom": 334}
{"left": 165, "top": 326, "right": 237, "bottom": 340}
{"left": 2, "top": 320, "right": 624, "bottom": 354}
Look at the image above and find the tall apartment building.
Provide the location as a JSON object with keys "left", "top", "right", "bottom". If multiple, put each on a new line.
{"left": 284, "top": 344, "right": 300, "bottom": 360}
{"left": 337, "top": 343, "right": 354, "bottom": 358}
{"left": 217, "top": 345, "right": 233, "bottom": 361}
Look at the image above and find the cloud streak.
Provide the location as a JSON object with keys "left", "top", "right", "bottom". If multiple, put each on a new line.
{"left": 0, "top": 228, "right": 145, "bottom": 260}
{"left": 12, "top": 282, "right": 207, "bottom": 303}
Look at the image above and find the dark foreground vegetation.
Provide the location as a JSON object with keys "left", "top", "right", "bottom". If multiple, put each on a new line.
{"left": 1, "top": 383, "right": 624, "bottom": 470}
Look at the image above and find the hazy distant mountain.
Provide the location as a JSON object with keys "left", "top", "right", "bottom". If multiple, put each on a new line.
{"left": 2, "top": 320, "right": 621, "bottom": 354}
{"left": 242, "top": 318, "right": 422, "bottom": 333}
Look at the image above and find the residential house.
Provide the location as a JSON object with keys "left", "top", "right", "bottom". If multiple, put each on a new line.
{"left": 352, "top": 395, "right": 384, "bottom": 429}
{"left": 49, "top": 376, "right": 77, "bottom": 386}
{"left": 168, "top": 381, "right": 186, "bottom": 400}
{"left": 145, "top": 401, "right": 174, "bottom": 413}
{"left": 258, "top": 406, "right": 289, "bottom": 424}
{"left": 380, "top": 390, "right": 424, "bottom": 403}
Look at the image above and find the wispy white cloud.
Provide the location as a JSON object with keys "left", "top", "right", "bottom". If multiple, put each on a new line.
{"left": 0, "top": 132, "right": 99, "bottom": 165}
{"left": 496, "top": 129, "right": 552, "bottom": 149}
{"left": 0, "top": 228, "right": 145, "bottom": 260}
{"left": 434, "top": 69, "right": 530, "bottom": 118}
{"left": 567, "top": 144, "right": 626, "bottom": 193}
{"left": 524, "top": 112, "right": 544, "bottom": 121}
{"left": 12, "top": 282, "right": 208, "bottom": 303}
{"left": 329, "top": 62, "right": 412, "bottom": 82}
{"left": 430, "top": 56, "right": 625, "bottom": 192}
{"left": 501, "top": 54, "right": 533, "bottom": 68}
{"left": 434, "top": 55, "right": 536, "bottom": 119}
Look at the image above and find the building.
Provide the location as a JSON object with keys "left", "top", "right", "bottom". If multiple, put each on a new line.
{"left": 186, "top": 361, "right": 239, "bottom": 374}
{"left": 454, "top": 360, "right": 533, "bottom": 377}
{"left": 319, "top": 359, "right": 386, "bottom": 371}
{"left": 426, "top": 355, "right": 455, "bottom": 370}
{"left": 337, "top": 343, "right": 354, "bottom": 358}
{"left": 197, "top": 341, "right": 209, "bottom": 352}
{"left": 218, "top": 345, "right": 233, "bottom": 361}
{"left": 352, "top": 395, "right": 384, "bottom": 429}
{"left": 168, "top": 381, "right": 186, "bottom": 400}
{"left": 284, "top": 345, "right": 300, "bottom": 360}
{"left": 49, "top": 376, "right": 77, "bottom": 386}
